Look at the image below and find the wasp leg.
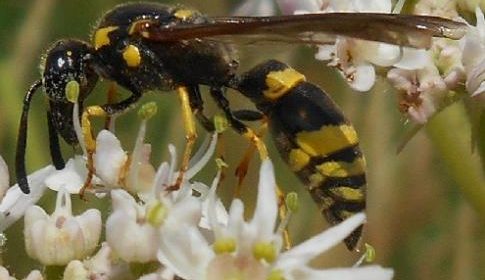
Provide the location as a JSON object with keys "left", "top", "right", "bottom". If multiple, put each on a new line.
{"left": 100, "top": 88, "right": 142, "bottom": 116}
{"left": 104, "top": 83, "right": 119, "bottom": 130}
{"left": 47, "top": 110, "right": 65, "bottom": 170}
{"left": 79, "top": 106, "right": 108, "bottom": 197}
{"left": 232, "top": 109, "right": 264, "bottom": 122}
{"left": 188, "top": 86, "right": 215, "bottom": 132}
{"left": 16, "top": 80, "right": 43, "bottom": 194}
{"left": 210, "top": 87, "right": 268, "bottom": 160}
{"left": 231, "top": 108, "right": 267, "bottom": 192}
{"left": 234, "top": 120, "right": 268, "bottom": 197}
{"left": 166, "top": 86, "right": 198, "bottom": 191}
{"left": 275, "top": 186, "right": 293, "bottom": 250}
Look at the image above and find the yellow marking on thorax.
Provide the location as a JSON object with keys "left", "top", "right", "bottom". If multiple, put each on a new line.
{"left": 288, "top": 148, "right": 310, "bottom": 172}
{"left": 263, "top": 68, "right": 305, "bottom": 101}
{"left": 296, "top": 125, "right": 359, "bottom": 157}
{"left": 122, "top": 44, "right": 141, "bottom": 67}
{"left": 317, "top": 157, "right": 366, "bottom": 177}
{"left": 94, "top": 26, "right": 119, "bottom": 50}
{"left": 174, "top": 9, "right": 195, "bottom": 20}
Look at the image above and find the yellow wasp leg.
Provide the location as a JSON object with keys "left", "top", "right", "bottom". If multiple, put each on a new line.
{"left": 80, "top": 105, "right": 107, "bottom": 197}
{"left": 235, "top": 121, "right": 268, "bottom": 197}
{"left": 169, "top": 86, "right": 198, "bottom": 190}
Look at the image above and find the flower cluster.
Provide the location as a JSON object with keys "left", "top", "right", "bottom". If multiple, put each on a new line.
{"left": 0, "top": 102, "right": 392, "bottom": 279}
{"left": 239, "top": 0, "right": 484, "bottom": 124}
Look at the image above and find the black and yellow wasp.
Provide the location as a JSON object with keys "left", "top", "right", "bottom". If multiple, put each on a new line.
{"left": 16, "top": 2, "right": 465, "bottom": 250}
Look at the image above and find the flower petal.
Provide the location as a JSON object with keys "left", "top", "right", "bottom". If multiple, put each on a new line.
{"left": 276, "top": 213, "right": 366, "bottom": 268}
{"left": 394, "top": 48, "right": 430, "bottom": 70}
{"left": 94, "top": 130, "right": 127, "bottom": 186}
{"left": 348, "top": 63, "right": 376, "bottom": 92}
{"left": 0, "top": 165, "right": 54, "bottom": 232}
{"left": 359, "top": 42, "right": 401, "bottom": 67}
{"left": 277, "top": 0, "right": 322, "bottom": 14}
{"left": 0, "top": 155, "right": 9, "bottom": 199}
{"left": 233, "top": 0, "right": 276, "bottom": 16}
{"left": 287, "top": 265, "right": 394, "bottom": 280}
{"left": 250, "top": 159, "right": 278, "bottom": 239}
{"left": 45, "top": 157, "right": 88, "bottom": 193}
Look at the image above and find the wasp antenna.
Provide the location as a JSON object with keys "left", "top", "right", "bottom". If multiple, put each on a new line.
{"left": 47, "top": 109, "right": 65, "bottom": 170}
{"left": 16, "top": 80, "right": 43, "bottom": 194}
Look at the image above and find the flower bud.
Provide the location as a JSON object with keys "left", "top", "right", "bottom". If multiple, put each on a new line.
{"left": 106, "top": 190, "right": 158, "bottom": 263}
{"left": 24, "top": 190, "right": 101, "bottom": 265}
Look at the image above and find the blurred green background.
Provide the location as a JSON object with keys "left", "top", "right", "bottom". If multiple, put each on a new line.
{"left": 0, "top": 0, "right": 484, "bottom": 279}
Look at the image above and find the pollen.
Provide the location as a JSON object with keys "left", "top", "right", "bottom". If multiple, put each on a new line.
{"left": 253, "top": 242, "right": 277, "bottom": 263}
{"left": 213, "top": 238, "right": 237, "bottom": 254}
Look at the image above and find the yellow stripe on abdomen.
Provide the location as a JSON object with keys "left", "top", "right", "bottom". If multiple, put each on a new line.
{"left": 296, "top": 125, "right": 359, "bottom": 157}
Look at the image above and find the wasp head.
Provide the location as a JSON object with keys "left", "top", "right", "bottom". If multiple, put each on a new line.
{"left": 41, "top": 39, "right": 98, "bottom": 144}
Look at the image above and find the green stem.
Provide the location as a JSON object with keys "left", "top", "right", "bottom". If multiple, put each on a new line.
{"left": 479, "top": 109, "right": 485, "bottom": 174}
{"left": 426, "top": 103, "right": 485, "bottom": 222}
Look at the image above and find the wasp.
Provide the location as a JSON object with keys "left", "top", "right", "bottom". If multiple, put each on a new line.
{"left": 16, "top": 2, "right": 465, "bottom": 250}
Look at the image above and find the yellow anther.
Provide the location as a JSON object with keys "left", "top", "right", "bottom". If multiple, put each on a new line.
{"left": 253, "top": 242, "right": 277, "bottom": 263}
{"left": 214, "top": 114, "right": 229, "bottom": 133}
{"left": 285, "top": 192, "right": 299, "bottom": 213}
{"left": 215, "top": 157, "right": 229, "bottom": 169}
{"left": 267, "top": 269, "right": 285, "bottom": 280}
{"left": 364, "top": 243, "right": 376, "bottom": 263}
{"left": 65, "top": 80, "right": 80, "bottom": 103}
{"left": 213, "top": 238, "right": 236, "bottom": 254}
{"left": 146, "top": 201, "right": 167, "bottom": 227}
{"left": 138, "top": 102, "right": 158, "bottom": 120}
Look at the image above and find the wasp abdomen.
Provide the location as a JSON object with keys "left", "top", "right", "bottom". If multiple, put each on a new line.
{"left": 237, "top": 60, "right": 366, "bottom": 250}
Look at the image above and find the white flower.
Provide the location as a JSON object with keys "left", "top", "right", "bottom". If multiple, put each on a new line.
{"left": 0, "top": 155, "right": 9, "bottom": 199}
{"left": 461, "top": 7, "right": 485, "bottom": 101}
{"left": 24, "top": 189, "right": 101, "bottom": 265}
{"left": 273, "top": 214, "right": 392, "bottom": 280}
{"left": 0, "top": 165, "right": 55, "bottom": 232}
{"left": 157, "top": 159, "right": 393, "bottom": 280}
{"left": 387, "top": 61, "right": 448, "bottom": 124}
{"left": 0, "top": 266, "right": 44, "bottom": 280}
{"left": 45, "top": 156, "right": 96, "bottom": 194}
{"left": 106, "top": 189, "right": 160, "bottom": 263}
{"left": 0, "top": 266, "right": 16, "bottom": 280}
{"left": 282, "top": 0, "right": 427, "bottom": 92}
{"left": 276, "top": 0, "right": 323, "bottom": 15}
{"left": 137, "top": 268, "right": 175, "bottom": 280}
{"left": 233, "top": 0, "right": 276, "bottom": 16}
{"left": 93, "top": 130, "right": 128, "bottom": 187}
{"left": 106, "top": 132, "right": 219, "bottom": 263}
{"left": 63, "top": 243, "right": 129, "bottom": 280}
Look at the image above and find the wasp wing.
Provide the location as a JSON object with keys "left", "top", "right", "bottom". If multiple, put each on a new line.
{"left": 135, "top": 13, "right": 466, "bottom": 48}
